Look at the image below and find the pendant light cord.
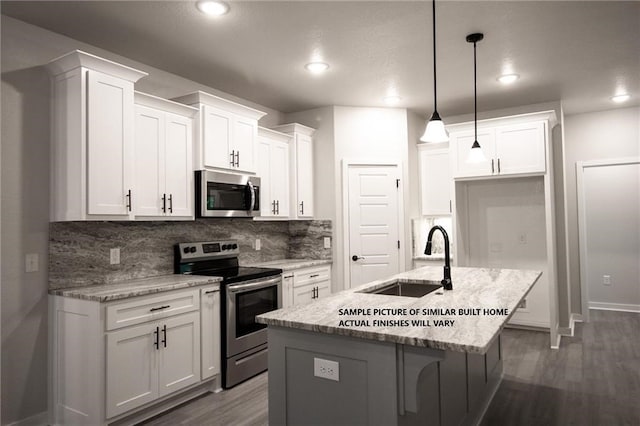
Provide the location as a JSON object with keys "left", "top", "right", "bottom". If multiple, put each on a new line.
{"left": 473, "top": 39, "right": 477, "bottom": 140}
{"left": 432, "top": 0, "right": 438, "bottom": 111}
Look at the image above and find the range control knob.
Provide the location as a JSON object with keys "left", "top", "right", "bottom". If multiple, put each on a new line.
{"left": 232, "top": 243, "right": 238, "bottom": 249}
{"left": 222, "top": 244, "right": 228, "bottom": 250}
{"left": 183, "top": 247, "right": 190, "bottom": 254}
{"left": 189, "top": 246, "right": 196, "bottom": 253}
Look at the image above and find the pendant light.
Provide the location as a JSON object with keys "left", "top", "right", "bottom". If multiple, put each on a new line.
{"left": 420, "top": 0, "right": 448, "bottom": 143}
{"left": 466, "top": 32, "right": 487, "bottom": 163}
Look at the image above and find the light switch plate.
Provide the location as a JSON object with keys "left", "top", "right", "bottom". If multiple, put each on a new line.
{"left": 314, "top": 357, "right": 339, "bottom": 381}
{"left": 110, "top": 248, "right": 120, "bottom": 265}
{"left": 323, "top": 237, "right": 331, "bottom": 249}
{"left": 255, "top": 239, "right": 261, "bottom": 251}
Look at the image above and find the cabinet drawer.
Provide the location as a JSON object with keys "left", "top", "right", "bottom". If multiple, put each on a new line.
{"left": 292, "top": 266, "right": 331, "bottom": 288}
{"left": 106, "top": 289, "right": 200, "bottom": 331}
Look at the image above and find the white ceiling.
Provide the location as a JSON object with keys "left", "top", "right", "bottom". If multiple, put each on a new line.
{"left": 2, "top": 1, "right": 639, "bottom": 117}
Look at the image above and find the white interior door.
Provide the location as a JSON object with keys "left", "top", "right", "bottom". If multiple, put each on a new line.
{"left": 348, "top": 165, "right": 401, "bottom": 287}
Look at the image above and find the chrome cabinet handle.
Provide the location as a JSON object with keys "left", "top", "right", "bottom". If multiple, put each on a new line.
{"left": 276, "top": 200, "right": 280, "bottom": 215}
{"left": 149, "top": 305, "right": 170, "bottom": 312}
{"left": 153, "top": 326, "right": 159, "bottom": 350}
{"left": 126, "top": 189, "right": 132, "bottom": 211}
{"left": 230, "top": 150, "right": 235, "bottom": 167}
{"left": 300, "top": 201, "right": 304, "bottom": 215}
{"left": 161, "top": 324, "right": 167, "bottom": 348}
{"left": 272, "top": 200, "right": 276, "bottom": 215}
{"left": 235, "top": 151, "right": 240, "bottom": 167}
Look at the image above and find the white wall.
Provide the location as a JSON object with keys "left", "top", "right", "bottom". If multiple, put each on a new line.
{"left": 286, "top": 106, "right": 411, "bottom": 291}
{"left": 581, "top": 162, "right": 640, "bottom": 309}
{"left": 564, "top": 106, "right": 640, "bottom": 316}
{"left": 0, "top": 15, "right": 284, "bottom": 424}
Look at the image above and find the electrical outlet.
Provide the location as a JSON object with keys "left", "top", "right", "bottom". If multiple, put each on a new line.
{"left": 518, "top": 233, "right": 527, "bottom": 244}
{"left": 25, "top": 253, "right": 39, "bottom": 273}
{"left": 518, "top": 299, "right": 527, "bottom": 309}
{"left": 323, "top": 237, "right": 331, "bottom": 249}
{"left": 255, "top": 239, "right": 261, "bottom": 251}
{"left": 314, "top": 357, "right": 339, "bottom": 381}
{"left": 603, "top": 275, "right": 611, "bottom": 286}
{"left": 110, "top": 248, "right": 120, "bottom": 265}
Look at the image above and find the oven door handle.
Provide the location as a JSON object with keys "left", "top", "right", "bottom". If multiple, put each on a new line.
{"left": 247, "top": 181, "right": 256, "bottom": 213}
{"left": 227, "top": 276, "right": 281, "bottom": 294}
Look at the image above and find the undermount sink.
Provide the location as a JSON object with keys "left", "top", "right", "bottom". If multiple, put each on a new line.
{"left": 359, "top": 280, "right": 443, "bottom": 298}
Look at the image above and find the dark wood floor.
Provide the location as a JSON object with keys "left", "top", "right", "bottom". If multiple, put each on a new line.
{"left": 140, "top": 310, "right": 639, "bottom": 425}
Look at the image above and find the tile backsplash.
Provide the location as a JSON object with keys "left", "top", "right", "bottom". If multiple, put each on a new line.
{"left": 49, "top": 219, "right": 332, "bottom": 289}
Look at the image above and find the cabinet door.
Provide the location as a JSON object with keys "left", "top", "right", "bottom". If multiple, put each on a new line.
{"left": 203, "top": 105, "right": 232, "bottom": 170}
{"left": 271, "top": 139, "right": 290, "bottom": 217}
{"left": 134, "top": 105, "right": 165, "bottom": 217}
{"left": 233, "top": 116, "right": 257, "bottom": 173}
{"left": 282, "top": 274, "right": 294, "bottom": 308}
{"left": 257, "top": 136, "right": 274, "bottom": 217}
{"left": 87, "top": 69, "right": 134, "bottom": 216}
{"left": 165, "top": 112, "right": 193, "bottom": 217}
{"left": 296, "top": 134, "right": 314, "bottom": 217}
{"left": 292, "top": 283, "right": 316, "bottom": 306}
{"left": 495, "top": 121, "right": 546, "bottom": 175}
{"left": 200, "top": 287, "right": 221, "bottom": 380}
{"left": 158, "top": 312, "right": 201, "bottom": 397}
{"left": 316, "top": 280, "right": 331, "bottom": 300}
{"left": 106, "top": 323, "right": 158, "bottom": 418}
{"left": 419, "top": 147, "right": 451, "bottom": 215}
{"left": 451, "top": 129, "right": 495, "bottom": 178}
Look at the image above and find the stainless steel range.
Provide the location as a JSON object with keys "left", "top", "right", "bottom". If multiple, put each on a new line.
{"left": 175, "top": 240, "right": 282, "bottom": 388}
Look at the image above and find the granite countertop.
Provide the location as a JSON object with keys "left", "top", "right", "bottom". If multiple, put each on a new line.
{"left": 257, "top": 266, "right": 540, "bottom": 354}
{"left": 49, "top": 274, "right": 222, "bottom": 302}
{"left": 245, "top": 259, "right": 332, "bottom": 272}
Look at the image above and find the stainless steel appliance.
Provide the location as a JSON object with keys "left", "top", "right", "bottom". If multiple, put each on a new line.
{"left": 175, "top": 240, "right": 282, "bottom": 388}
{"left": 195, "top": 170, "right": 261, "bottom": 218}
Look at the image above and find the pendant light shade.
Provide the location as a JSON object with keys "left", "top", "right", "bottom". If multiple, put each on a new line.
{"left": 420, "top": 0, "right": 449, "bottom": 143}
{"left": 465, "top": 32, "right": 486, "bottom": 164}
{"left": 420, "top": 111, "right": 448, "bottom": 143}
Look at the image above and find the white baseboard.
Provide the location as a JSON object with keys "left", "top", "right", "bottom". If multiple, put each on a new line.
{"left": 7, "top": 411, "right": 47, "bottom": 426}
{"left": 589, "top": 302, "right": 640, "bottom": 313}
{"left": 558, "top": 313, "right": 582, "bottom": 337}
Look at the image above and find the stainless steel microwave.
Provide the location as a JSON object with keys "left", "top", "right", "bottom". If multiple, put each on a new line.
{"left": 195, "top": 170, "right": 260, "bottom": 218}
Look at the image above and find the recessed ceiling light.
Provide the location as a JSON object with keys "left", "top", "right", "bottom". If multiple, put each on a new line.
{"left": 497, "top": 74, "right": 519, "bottom": 84}
{"left": 196, "top": 0, "right": 229, "bottom": 16}
{"left": 304, "top": 62, "right": 330, "bottom": 74}
{"left": 611, "top": 94, "right": 630, "bottom": 103}
{"left": 383, "top": 95, "right": 402, "bottom": 105}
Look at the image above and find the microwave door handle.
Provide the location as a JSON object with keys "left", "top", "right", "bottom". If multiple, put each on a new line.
{"left": 247, "top": 181, "right": 256, "bottom": 213}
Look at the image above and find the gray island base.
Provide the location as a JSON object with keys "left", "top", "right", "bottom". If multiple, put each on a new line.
{"left": 257, "top": 266, "right": 541, "bottom": 426}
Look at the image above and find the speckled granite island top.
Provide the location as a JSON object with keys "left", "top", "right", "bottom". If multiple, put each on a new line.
{"left": 257, "top": 266, "right": 541, "bottom": 354}
{"left": 49, "top": 274, "right": 221, "bottom": 302}
{"left": 245, "top": 259, "right": 332, "bottom": 272}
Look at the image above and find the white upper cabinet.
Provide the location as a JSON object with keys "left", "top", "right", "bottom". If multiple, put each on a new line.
{"left": 134, "top": 92, "right": 197, "bottom": 219}
{"left": 47, "top": 50, "right": 148, "bottom": 221}
{"left": 257, "top": 127, "right": 291, "bottom": 218}
{"left": 271, "top": 123, "right": 316, "bottom": 219}
{"left": 418, "top": 145, "right": 451, "bottom": 215}
{"left": 172, "top": 91, "right": 267, "bottom": 174}
{"left": 449, "top": 112, "right": 553, "bottom": 179}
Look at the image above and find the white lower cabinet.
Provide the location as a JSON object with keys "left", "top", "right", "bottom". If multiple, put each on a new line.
{"left": 282, "top": 273, "right": 295, "bottom": 309}
{"left": 291, "top": 265, "right": 332, "bottom": 306}
{"left": 50, "top": 285, "right": 219, "bottom": 425}
{"left": 200, "top": 286, "right": 221, "bottom": 381}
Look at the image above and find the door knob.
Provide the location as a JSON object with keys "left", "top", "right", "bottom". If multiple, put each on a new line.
{"left": 352, "top": 255, "right": 364, "bottom": 261}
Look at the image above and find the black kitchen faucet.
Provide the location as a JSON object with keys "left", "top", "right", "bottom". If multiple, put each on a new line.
{"left": 424, "top": 225, "right": 453, "bottom": 290}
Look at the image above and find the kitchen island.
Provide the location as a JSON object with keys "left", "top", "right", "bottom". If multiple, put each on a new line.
{"left": 257, "top": 266, "right": 541, "bottom": 426}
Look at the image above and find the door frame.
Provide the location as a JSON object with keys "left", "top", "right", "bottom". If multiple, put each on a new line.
{"left": 341, "top": 159, "right": 406, "bottom": 290}
{"left": 576, "top": 157, "right": 640, "bottom": 321}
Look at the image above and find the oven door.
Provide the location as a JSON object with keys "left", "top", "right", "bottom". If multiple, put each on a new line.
{"left": 225, "top": 275, "right": 282, "bottom": 357}
{"left": 197, "top": 170, "right": 260, "bottom": 217}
